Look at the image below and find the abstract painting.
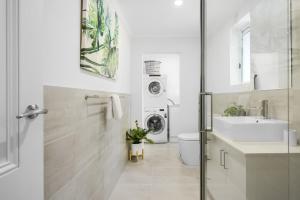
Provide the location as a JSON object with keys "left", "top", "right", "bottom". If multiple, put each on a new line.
{"left": 80, "top": 0, "right": 119, "bottom": 79}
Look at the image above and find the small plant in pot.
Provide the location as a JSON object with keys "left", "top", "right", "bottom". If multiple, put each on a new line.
{"left": 126, "top": 120, "right": 154, "bottom": 157}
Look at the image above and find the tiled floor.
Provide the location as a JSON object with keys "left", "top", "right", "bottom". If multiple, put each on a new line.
{"left": 109, "top": 143, "right": 200, "bottom": 200}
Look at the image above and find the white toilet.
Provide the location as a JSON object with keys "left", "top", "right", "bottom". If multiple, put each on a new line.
{"left": 178, "top": 133, "right": 200, "bottom": 166}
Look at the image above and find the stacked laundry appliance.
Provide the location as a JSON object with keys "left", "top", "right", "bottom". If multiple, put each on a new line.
{"left": 143, "top": 60, "right": 168, "bottom": 143}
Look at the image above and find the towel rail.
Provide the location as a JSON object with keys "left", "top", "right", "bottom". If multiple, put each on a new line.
{"left": 84, "top": 95, "right": 126, "bottom": 101}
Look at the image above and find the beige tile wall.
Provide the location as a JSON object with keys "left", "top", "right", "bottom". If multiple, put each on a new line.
{"left": 44, "top": 86, "right": 130, "bottom": 200}
{"left": 213, "top": 89, "right": 290, "bottom": 121}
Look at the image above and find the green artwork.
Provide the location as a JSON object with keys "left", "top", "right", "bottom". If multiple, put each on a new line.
{"left": 80, "top": 0, "right": 119, "bottom": 79}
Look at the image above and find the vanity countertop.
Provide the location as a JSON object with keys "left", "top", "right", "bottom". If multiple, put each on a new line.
{"left": 211, "top": 131, "right": 300, "bottom": 155}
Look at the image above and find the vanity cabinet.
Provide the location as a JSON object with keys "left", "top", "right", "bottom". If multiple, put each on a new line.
{"left": 207, "top": 135, "right": 246, "bottom": 200}
{"left": 207, "top": 133, "right": 290, "bottom": 200}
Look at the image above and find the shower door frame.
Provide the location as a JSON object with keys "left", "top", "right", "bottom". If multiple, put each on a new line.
{"left": 199, "top": 0, "right": 208, "bottom": 199}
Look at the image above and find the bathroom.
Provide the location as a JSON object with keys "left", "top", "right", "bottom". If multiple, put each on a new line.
{"left": 0, "top": 0, "right": 299, "bottom": 200}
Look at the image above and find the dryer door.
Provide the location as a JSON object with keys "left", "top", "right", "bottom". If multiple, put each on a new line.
{"left": 146, "top": 114, "right": 165, "bottom": 135}
{"left": 147, "top": 80, "right": 163, "bottom": 96}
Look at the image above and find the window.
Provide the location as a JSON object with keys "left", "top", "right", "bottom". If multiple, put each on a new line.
{"left": 241, "top": 27, "right": 250, "bottom": 83}
{"left": 230, "top": 13, "right": 251, "bottom": 86}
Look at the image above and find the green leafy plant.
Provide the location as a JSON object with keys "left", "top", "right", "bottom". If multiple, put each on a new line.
{"left": 126, "top": 121, "right": 154, "bottom": 144}
{"left": 80, "top": 0, "right": 119, "bottom": 79}
{"left": 224, "top": 104, "right": 246, "bottom": 116}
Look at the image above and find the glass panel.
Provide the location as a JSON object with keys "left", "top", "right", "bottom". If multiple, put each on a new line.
{"left": 0, "top": 0, "right": 7, "bottom": 166}
{"left": 289, "top": 0, "right": 300, "bottom": 199}
{"left": 206, "top": 0, "right": 290, "bottom": 199}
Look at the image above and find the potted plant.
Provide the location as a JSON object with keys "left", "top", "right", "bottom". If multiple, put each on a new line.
{"left": 126, "top": 120, "right": 154, "bottom": 156}
{"left": 224, "top": 103, "right": 246, "bottom": 116}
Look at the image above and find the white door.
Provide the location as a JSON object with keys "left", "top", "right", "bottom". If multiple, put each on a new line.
{"left": 0, "top": 0, "right": 46, "bottom": 199}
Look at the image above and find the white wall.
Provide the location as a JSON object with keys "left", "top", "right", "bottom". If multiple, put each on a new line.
{"left": 42, "top": 0, "right": 132, "bottom": 94}
{"left": 131, "top": 38, "right": 200, "bottom": 137}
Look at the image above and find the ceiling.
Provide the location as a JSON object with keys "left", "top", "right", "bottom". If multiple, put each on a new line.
{"left": 116, "top": 0, "right": 200, "bottom": 38}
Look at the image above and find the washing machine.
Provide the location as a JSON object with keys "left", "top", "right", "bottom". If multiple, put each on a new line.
{"left": 143, "top": 75, "right": 168, "bottom": 108}
{"left": 144, "top": 107, "right": 168, "bottom": 143}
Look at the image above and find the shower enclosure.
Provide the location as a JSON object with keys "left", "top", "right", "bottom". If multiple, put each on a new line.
{"left": 200, "top": 0, "right": 300, "bottom": 199}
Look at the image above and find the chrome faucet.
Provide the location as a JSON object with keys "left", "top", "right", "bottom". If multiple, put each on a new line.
{"left": 261, "top": 100, "right": 269, "bottom": 119}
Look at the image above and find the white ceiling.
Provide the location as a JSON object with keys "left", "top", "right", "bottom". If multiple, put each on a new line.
{"left": 116, "top": 0, "right": 200, "bottom": 38}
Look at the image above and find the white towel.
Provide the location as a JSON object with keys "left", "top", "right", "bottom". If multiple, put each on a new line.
{"left": 106, "top": 98, "right": 113, "bottom": 120}
{"left": 112, "top": 95, "right": 123, "bottom": 120}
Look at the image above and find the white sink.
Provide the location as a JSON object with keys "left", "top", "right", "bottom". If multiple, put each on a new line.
{"left": 213, "top": 116, "right": 288, "bottom": 142}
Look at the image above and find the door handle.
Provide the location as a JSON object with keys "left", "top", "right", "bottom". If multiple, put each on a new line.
{"left": 200, "top": 92, "right": 213, "bottom": 132}
{"left": 16, "top": 104, "right": 48, "bottom": 119}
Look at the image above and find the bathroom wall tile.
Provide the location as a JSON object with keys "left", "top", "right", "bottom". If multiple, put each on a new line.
{"left": 73, "top": 156, "right": 104, "bottom": 200}
{"left": 213, "top": 89, "right": 289, "bottom": 120}
{"left": 44, "top": 134, "right": 76, "bottom": 199}
{"left": 44, "top": 86, "right": 130, "bottom": 200}
{"left": 48, "top": 180, "right": 76, "bottom": 200}
{"left": 251, "top": 90, "right": 289, "bottom": 120}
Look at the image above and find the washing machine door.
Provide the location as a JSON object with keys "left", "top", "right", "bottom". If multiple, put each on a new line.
{"left": 147, "top": 80, "right": 163, "bottom": 96}
{"left": 146, "top": 114, "right": 165, "bottom": 135}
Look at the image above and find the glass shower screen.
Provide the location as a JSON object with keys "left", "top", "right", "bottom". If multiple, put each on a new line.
{"left": 202, "top": 0, "right": 292, "bottom": 199}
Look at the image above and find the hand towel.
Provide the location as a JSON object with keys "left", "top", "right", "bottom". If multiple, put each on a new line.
{"left": 112, "top": 95, "right": 123, "bottom": 120}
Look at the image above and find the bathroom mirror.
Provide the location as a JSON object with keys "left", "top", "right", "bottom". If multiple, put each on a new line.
{"left": 206, "top": 0, "right": 291, "bottom": 93}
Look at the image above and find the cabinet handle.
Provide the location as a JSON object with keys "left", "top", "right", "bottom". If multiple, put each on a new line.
{"left": 224, "top": 152, "right": 228, "bottom": 169}
{"left": 219, "top": 150, "right": 225, "bottom": 166}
